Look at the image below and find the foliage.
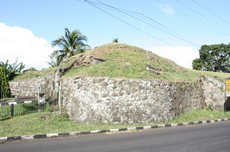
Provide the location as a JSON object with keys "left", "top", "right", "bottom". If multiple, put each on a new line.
{"left": 46, "top": 102, "right": 51, "bottom": 112}
{"left": 112, "top": 38, "right": 118, "bottom": 43}
{"left": 47, "top": 55, "right": 61, "bottom": 67}
{"left": 205, "top": 104, "right": 214, "bottom": 111}
{"left": 192, "top": 43, "right": 230, "bottom": 72}
{"left": 0, "top": 67, "right": 11, "bottom": 99}
{"left": 51, "top": 28, "right": 90, "bottom": 64}
{"left": 0, "top": 58, "right": 25, "bottom": 80}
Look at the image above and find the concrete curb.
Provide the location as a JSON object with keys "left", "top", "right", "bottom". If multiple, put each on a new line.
{"left": 1, "top": 118, "right": 230, "bottom": 143}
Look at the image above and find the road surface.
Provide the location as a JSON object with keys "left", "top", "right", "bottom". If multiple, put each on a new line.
{"left": 1, "top": 121, "right": 230, "bottom": 152}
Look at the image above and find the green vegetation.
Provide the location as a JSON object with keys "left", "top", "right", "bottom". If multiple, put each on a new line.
{"left": 0, "top": 103, "right": 39, "bottom": 118}
{"left": 0, "top": 101, "right": 58, "bottom": 118}
{"left": 63, "top": 43, "right": 230, "bottom": 83}
{"left": 0, "top": 67, "right": 11, "bottom": 99}
{"left": 23, "top": 67, "right": 37, "bottom": 73}
{"left": 112, "top": 38, "right": 118, "bottom": 43}
{"left": 192, "top": 43, "right": 230, "bottom": 72}
{"left": 0, "top": 57, "right": 25, "bottom": 81}
{"left": 50, "top": 28, "right": 90, "bottom": 67}
{"left": 47, "top": 55, "right": 62, "bottom": 67}
{"left": 11, "top": 67, "right": 58, "bottom": 82}
{"left": 170, "top": 109, "right": 228, "bottom": 124}
{"left": 0, "top": 109, "right": 229, "bottom": 137}
{"left": 0, "top": 97, "right": 16, "bottom": 101}
{"left": 11, "top": 43, "right": 230, "bottom": 83}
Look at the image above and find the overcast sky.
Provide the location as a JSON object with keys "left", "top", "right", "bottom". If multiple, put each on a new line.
{"left": 0, "top": 0, "right": 230, "bottom": 70}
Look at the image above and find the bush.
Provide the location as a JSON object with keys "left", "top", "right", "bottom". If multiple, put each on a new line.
{"left": 0, "top": 67, "right": 11, "bottom": 99}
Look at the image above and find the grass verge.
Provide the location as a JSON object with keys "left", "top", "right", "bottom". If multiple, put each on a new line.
{"left": 0, "top": 109, "right": 229, "bottom": 137}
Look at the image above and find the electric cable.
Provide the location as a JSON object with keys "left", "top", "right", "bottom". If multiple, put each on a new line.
{"left": 192, "top": 0, "right": 230, "bottom": 25}
{"left": 174, "top": 0, "right": 230, "bottom": 32}
{"left": 159, "top": 0, "right": 230, "bottom": 37}
{"left": 95, "top": 0, "right": 199, "bottom": 47}
{"left": 82, "top": 0, "right": 198, "bottom": 55}
{"left": 77, "top": 0, "right": 200, "bottom": 47}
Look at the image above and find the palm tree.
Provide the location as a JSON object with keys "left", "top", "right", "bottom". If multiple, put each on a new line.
{"left": 47, "top": 55, "right": 62, "bottom": 67}
{"left": 51, "top": 28, "right": 90, "bottom": 63}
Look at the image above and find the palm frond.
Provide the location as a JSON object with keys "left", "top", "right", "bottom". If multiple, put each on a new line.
{"left": 51, "top": 28, "right": 90, "bottom": 60}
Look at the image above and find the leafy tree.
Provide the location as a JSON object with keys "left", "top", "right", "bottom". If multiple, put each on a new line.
{"left": 0, "top": 58, "right": 25, "bottom": 80}
{"left": 0, "top": 67, "right": 11, "bottom": 99}
{"left": 192, "top": 43, "right": 230, "bottom": 72}
{"left": 113, "top": 38, "right": 118, "bottom": 43}
{"left": 51, "top": 28, "right": 90, "bottom": 63}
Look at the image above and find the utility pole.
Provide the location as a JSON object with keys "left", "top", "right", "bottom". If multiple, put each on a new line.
{"left": 141, "top": 9, "right": 149, "bottom": 59}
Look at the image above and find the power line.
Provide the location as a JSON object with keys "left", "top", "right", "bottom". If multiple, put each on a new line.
{"left": 174, "top": 0, "right": 230, "bottom": 32}
{"left": 77, "top": 0, "right": 140, "bottom": 16}
{"left": 80, "top": 0, "right": 198, "bottom": 55}
{"left": 95, "top": 0, "right": 200, "bottom": 47}
{"left": 96, "top": 0, "right": 199, "bottom": 47}
{"left": 78, "top": 0, "right": 200, "bottom": 47}
{"left": 192, "top": 0, "right": 230, "bottom": 25}
{"left": 159, "top": 0, "right": 230, "bottom": 37}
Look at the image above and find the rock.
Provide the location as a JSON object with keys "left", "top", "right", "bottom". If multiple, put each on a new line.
{"left": 92, "top": 58, "right": 106, "bottom": 65}
{"left": 93, "top": 78, "right": 101, "bottom": 83}
{"left": 146, "top": 64, "right": 162, "bottom": 75}
{"left": 84, "top": 55, "right": 95, "bottom": 63}
{"left": 101, "top": 82, "right": 108, "bottom": 86}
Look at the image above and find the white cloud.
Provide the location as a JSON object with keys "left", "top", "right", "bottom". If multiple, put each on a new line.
{"left": 159, "top": 3, "right": 175, "bottom": 17}
{"left": 0, "top": 23, "right": 54, "bottom": 70}
{"left": 149, "top": 46, "right": 199, "bottom": 69}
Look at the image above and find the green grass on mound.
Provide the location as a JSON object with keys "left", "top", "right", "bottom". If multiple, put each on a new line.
{"left": 11, "top": 43, "right": 230, "bottom": 83}
{"left": 12, "top": 67, "right": 58, "bottom": 82}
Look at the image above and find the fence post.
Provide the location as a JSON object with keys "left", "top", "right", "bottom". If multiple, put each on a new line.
{"left": 38, "top": 86, "right": 40, "bottom": 112}
{"left": 11, "top": 104, "right": 14, "bottom": 117}
{"left": 58, "top": 86, "right": 61, "bottom": 112}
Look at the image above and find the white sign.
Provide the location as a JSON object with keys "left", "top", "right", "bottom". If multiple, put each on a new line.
{"left": 9, "top": 102, "right": 17, "bottom": 105}
{"left": 24, "top": 101, "right": 32, "bottom": 104}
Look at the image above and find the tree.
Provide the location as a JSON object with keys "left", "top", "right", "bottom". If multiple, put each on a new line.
{"left": 192, "top": 43, "right": 230, "bottom": 72}
{"left": 0, "top": 67, "right": 11, "bottom": 99}
{"left": 0, "top": 58, "right": 25, "bottom": 80}
{"left": 47, "top": 55, "right": 61, "bottom": 67}
{"left": 51, "top": 28, "right": 90, "bottom": 63}
{"left": 112, "top": 38, "right": 118, "bottom": 43}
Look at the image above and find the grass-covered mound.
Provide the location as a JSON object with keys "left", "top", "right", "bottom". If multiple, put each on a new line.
{"left": 12, "top": 43, "right": 230, "bottom": 83}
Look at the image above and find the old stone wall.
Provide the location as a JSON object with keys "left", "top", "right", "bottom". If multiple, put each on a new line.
{"left": 200, "top": 75, "right": 225, "bottom": 110}
{"left": 60, "top": 77, "right": 205, "bottom": 124}
{"left": 9, "top": 75, "right": 225, "bottom": 124}
{"left": 9, "top": 73, "right": 58, "bottom": 100}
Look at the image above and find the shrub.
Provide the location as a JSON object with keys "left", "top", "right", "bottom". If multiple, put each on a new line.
{"left": 0, "top": 67, "right": 11, "bottom": 99}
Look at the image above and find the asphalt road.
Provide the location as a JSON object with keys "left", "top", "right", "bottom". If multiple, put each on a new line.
{"left": 1, "top": 122, "right": 230, "bottom": 152}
